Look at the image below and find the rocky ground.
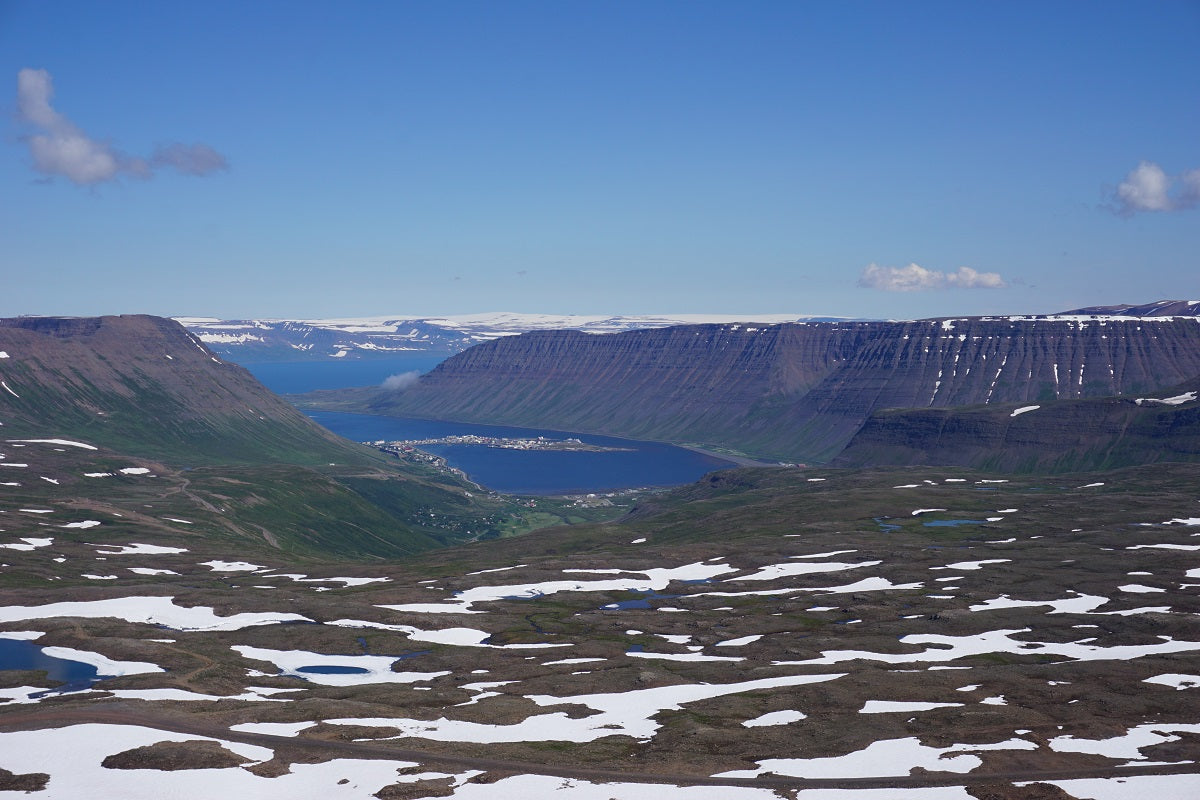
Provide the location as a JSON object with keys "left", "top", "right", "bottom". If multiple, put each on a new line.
{"left": 1, "top": 437, "right": 1199, "bottom": 798}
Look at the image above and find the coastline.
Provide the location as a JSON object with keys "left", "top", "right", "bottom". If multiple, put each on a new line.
{"left": 675, "top": 443, "right": 784, "bottom": 468}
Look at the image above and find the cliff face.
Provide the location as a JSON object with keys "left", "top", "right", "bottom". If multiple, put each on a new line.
{"left": 0, "top": 315, "right": 372, "bottom": 465}
{"left": 364, "top": 317, "right": 1200, "bottom": 462}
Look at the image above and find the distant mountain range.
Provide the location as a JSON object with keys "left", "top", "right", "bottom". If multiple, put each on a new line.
{"left": 1056, "top": 299, "right": 1200, "bottom": 317}
{"left": 21, "top": 303, "right": 1200, "bottom": 474}
{"left": 178, "top": 301, "right": 1200, "bottom": 363}
{"left": 176, "top": 312, "right": 849, "bottom": 362}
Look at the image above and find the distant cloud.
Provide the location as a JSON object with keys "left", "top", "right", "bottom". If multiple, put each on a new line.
{"left": 381, "top": 371, "right": 420, "bottom": 392}
{"left": 15, "top": 68, "right": 228, "bottom": 185}
{"left": 150, "top": 142, "right": 228, "bottom": 176}
{"left": 858, "top": 263, "right": 1006, "bottom": 292}
{"left": 1111, "top": 161, "right": 1200, "bottom": 216}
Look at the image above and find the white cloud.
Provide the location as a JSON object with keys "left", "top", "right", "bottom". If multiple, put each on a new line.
{"left": 945, "top": 266, "right": 1006, "bottom": 289}
{"left": 858, "top": 263, "right": 1006, "bottom": 292}
{"left": 1112, "top": 160, "right": 1200, "bottom": 216}
{"left": 381, "top": 371, "right": 420, "bottom": 391}
{"left": 15, "top": 68, "right": 227, "bottom": 185}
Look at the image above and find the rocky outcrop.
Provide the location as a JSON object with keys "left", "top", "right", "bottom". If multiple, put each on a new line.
{"left": 354, "top": 316, "right": 1200, "bottom": 462}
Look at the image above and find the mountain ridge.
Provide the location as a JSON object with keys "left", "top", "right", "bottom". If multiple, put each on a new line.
{"left": 300, "top": 315, "right": 1200, "bottom": 463}
{"left": 176, "top": 312, "right": 847, "bottom": 362}
{"left": 177, "top": 300, "right": 1200, "bottom": 362}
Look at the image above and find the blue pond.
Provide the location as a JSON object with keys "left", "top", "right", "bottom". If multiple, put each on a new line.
{"left": 602, "top": 592, "right": 681, "bottom": 610}
{"left": 0, "top": 638, "right": 102, "bottom": 696}
{"left": 295, "top": 665, "right": 371, "bottom": 675}
{"left": 308, "top": 411, "right": 735, "bottom": 495}
{"left": 923, "top": 519, "right": 989, "bottom": 527}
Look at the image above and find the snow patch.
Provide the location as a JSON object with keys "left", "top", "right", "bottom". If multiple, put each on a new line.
{"left": 7, "top": 438, "right": 97, "bottom": 450}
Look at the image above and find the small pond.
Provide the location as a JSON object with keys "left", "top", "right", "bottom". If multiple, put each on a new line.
{"left": 0, "top": 638, "right": 102, "bottom": 697}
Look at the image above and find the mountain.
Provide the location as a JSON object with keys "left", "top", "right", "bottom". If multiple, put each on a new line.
{"left": 0, "top": 315, "right": 588, "bottom": 558}
{"left": 302, "top": 315, "right": 1200, "bottom": 463}
{"left": 1055, "top": 299, "right": 1200, "bottom": 317}
{"left": 7, "top": 314, "right": 1200, "bottom": 796}
{"left": 834, "top": 377, "right": 1200, "bottom": 472}
{"left": 0, "top": 314, "right": 372, "bottom": 465}
{"left": 176, "top": 312, "right": 843, "bottom": 362}
{"left": 179, "top": 302, "right": 1200, "bottom": 364}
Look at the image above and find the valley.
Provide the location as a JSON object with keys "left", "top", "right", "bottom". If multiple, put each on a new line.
{"left": 12, "top": 4, "right": 1196, "bottom": 797}
{"left": 1, "top": 312, "right": 1199, "bottom": 799}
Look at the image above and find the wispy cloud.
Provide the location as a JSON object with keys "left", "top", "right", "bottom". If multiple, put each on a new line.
{"left": 15, "top": 68, "right": 228, "bottom": 185}
{"left": 149, "top": 142, "right": 229, "bottom": 176}
{"left": 381, "top": 371, "right": 420, "bottom": 391}
{"left": 1111, "top": 161, "right": 1200, "bottom": 216}
{"left": 858, "top": 263, "right": 1006, "bottom": 292}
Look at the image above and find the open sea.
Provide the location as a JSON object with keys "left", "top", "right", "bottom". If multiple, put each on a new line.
{"left": 243, "top": 354, "right": 448, "bottom": 394}
{"left": 245, "top": 357, "right": 735, "bottom": 495}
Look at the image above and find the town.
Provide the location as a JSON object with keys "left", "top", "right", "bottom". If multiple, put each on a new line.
{"left": 370, "top": 434, "right": 630, "bottom": 454}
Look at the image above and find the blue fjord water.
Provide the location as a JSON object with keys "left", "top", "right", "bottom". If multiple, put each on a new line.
{"left": 246, "top": 358, "right": 736, "bottom": 495}
{"left": 244, "top": 354, "right": 448, "bottom": 395}
{"left": 308, "top": 410, "right": 734, "bottom": 495}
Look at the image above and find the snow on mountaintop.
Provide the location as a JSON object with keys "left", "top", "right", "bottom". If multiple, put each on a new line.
{"left": 1054, "top": 299, "right": 1200, "bottom": 318}
{"left": 176, "top": 313, "right": 842, "bottom": 360}
{"left": 425, "top": 311, "right": 813, "bottom": 328}
{"left": 179, "top": 312, "right": 824, "bottom": 334}
{"left": 176, "top": 306, "right": 1200, "bottom": 362}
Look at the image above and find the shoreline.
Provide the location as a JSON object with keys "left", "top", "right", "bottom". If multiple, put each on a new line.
{"left": 311, "top": 405, "right": 786, "bottom": 477}
{"left": 675, "top": 443, "right": 784, "bottom": 468}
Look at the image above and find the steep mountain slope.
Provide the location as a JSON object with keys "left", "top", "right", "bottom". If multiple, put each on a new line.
{"left": 0, "top": 315, "right": 371, "bottom": 466}
{"left": 834, "top": 378, "right": 1200, "bottom": 472}
{"left": 315, "top": 316, "right": 1200, "bottom": 462}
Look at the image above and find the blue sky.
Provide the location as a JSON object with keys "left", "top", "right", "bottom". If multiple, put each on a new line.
{"left": 3, "top": 1, "right": 1197, "bottom": 319}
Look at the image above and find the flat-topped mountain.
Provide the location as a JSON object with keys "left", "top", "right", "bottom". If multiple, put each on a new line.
{"left": 0, "top": 314, "right": 367, "bottom": 465}
{"left": 178, "top": 302, "right": 1199, "bottom": 363}
{"left": 309, "top": 315, "right": 1200, "bottom": 463}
